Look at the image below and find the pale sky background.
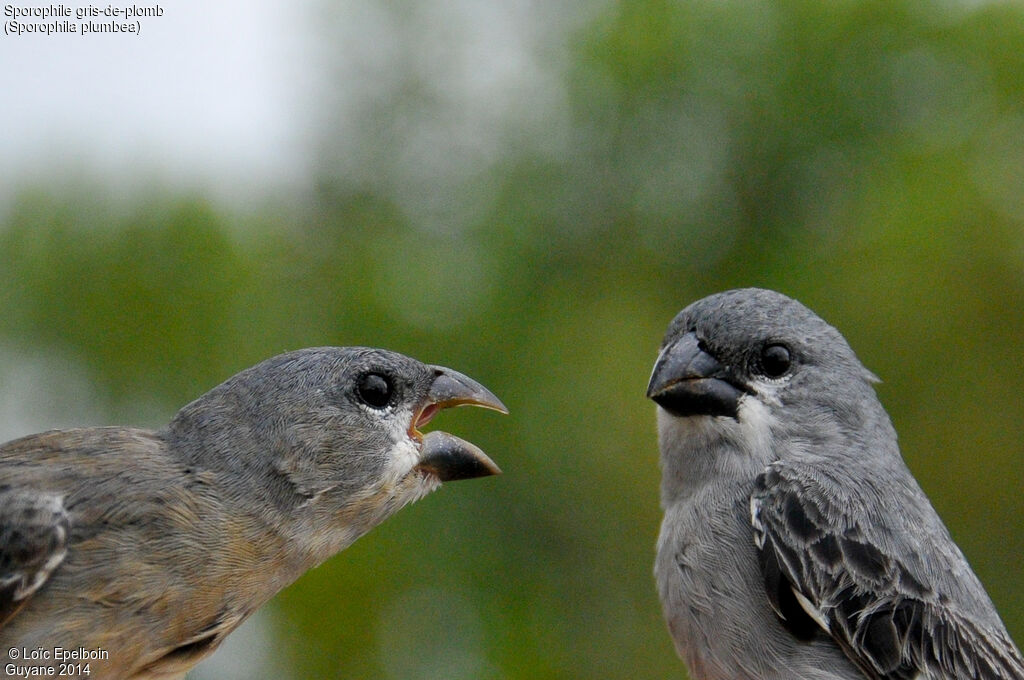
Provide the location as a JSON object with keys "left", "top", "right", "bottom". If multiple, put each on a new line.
{"left": 0, "top": 0, "right": 579, "bottom": 213}
{"left": 0, "top": 0, "right": 313, "bottom": 207}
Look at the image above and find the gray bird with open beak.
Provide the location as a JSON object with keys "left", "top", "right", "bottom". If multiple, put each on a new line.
{"left": 647, "top": 288, "right": 1023, "bottom": 680}
{"left": 0, "top": 346, "right": 506, "bottom": 679}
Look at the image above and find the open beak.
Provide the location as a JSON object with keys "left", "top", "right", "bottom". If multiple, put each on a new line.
{"left": 413, "top": 366, "right": 508, "bottom": 482}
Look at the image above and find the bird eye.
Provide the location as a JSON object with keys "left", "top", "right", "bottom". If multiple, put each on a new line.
{"left": 758, "top": 344, "right": 792, "bottom": 378}
{"left": 356, "top": 372, "right": 393, "bottom": 408}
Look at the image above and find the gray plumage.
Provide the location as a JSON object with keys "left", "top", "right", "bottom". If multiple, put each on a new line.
{"left": 647, "top": 288, "right": 1023, "bottom": 680}
{"left": 0, "top": 347, "right": 506, "bottom": 679}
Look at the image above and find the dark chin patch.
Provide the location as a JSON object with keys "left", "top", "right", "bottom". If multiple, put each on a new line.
{"left": 651, "top": 378, "right": 743, "bottom": 419}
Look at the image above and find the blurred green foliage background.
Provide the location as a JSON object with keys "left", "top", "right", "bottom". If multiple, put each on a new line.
{"left": 2, "top": 0, "right": 1022, "bottom": 678}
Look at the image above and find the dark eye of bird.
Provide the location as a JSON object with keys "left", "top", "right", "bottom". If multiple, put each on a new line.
{"left": 759, "top": 344, "right": 792, "bottom": 378}
{"left": 356, "top": 372, "right": 393, "bottom": 408}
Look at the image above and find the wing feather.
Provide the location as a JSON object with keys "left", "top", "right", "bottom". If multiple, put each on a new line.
{"left": 751, "top": 463, "right": 1024, "bottom": 680}
{"left": 0, "top": 490, "right": 69, "bottom": 626}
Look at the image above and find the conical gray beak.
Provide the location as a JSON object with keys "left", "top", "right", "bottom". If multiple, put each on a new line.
{"left": 417, "top": 431, "right": 502, "bottom": 481}
{"left": 647, "top": 332, "right": 748, "bottom": 419}
{"left": 425, "top": 366, "right": 509, "bottom": 413}
{"left": 413, "top": 366, "right": 507, "bottom": 482}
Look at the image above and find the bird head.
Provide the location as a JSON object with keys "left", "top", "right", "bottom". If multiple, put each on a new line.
{"left": 165, "top": 346, "right": 507, "bottom": 560}
{"left": 646, "top": 289, "right": 887, "bottom": 490}
{"left": 647, "top": 288, "right": 877, "bottom": 421}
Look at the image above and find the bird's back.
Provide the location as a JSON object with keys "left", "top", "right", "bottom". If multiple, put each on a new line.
{"left": 0, "top": 428, "right": 269, "bottom": 678}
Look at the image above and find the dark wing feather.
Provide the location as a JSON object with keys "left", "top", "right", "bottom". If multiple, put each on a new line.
{"left": 0, "top": 489, "right": 69, "bottom": 627}
{"left": 751, "top": 463, "right": 1024, "bottom": 680}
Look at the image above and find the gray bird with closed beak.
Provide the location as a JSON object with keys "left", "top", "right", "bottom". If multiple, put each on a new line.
{"left": 647, "top": 288, "right": 1023, "bottom": 680}
{"left": 0, "top": 347, "right": 506, "bottom": 679}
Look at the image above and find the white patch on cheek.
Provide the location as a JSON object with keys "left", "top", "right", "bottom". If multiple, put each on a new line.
{"left": 382, "top": 405, "right": 420, "bottom": 477}
{"left": 734, "top": 389, "right": 781, "bottom": 462}
{"left": 389, "top": 437, "right": 422, "bottom": 477}
{"left": 380, "top": 406, "right": 444, "bottom": 500}
{"left": 655, "top": 393, "right": 784, "bottom": 495}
